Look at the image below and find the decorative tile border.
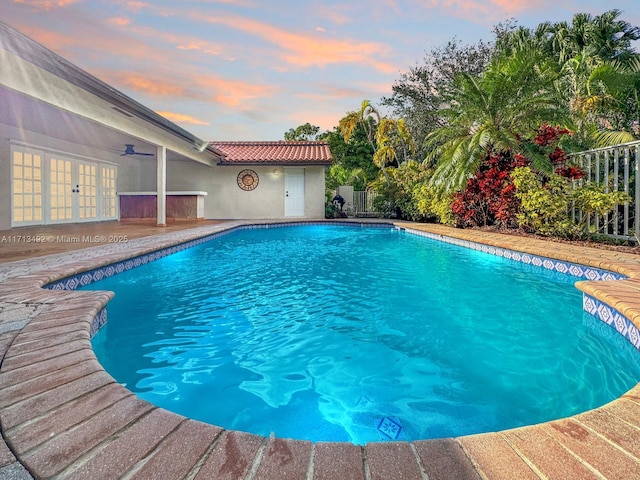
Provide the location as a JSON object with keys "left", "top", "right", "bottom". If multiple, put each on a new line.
{"left": 45, "top": 230, "right": 229, "bottom": 291}
{"left": 584, "top": 294, "right": 640, "bottom": 350}
{"left": 91, "top": 308, "right": 108, "bottom": 337}
{"left": 401, "top": 227, "right": 625, "bottom": 282}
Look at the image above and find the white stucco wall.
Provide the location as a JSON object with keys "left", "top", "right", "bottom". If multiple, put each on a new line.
{"left": 0, "top": 121, "right": 150, "bottom": 229}
{"left": 0, "top": 135, "right": 11, "bottom": 230}
{"left": 166, "top": 161, "right": 327, "bottom": 219}
{"left": 1, "top": 121, "right": 328, "bottom": 228}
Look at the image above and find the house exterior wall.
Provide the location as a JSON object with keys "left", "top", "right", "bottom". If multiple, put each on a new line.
{"left": 303, "top": 166, "right": 327, "bottom": 218}
{"left": 0, "top": 135, "right": 11, "bottom": 230}
{"left": 166, "top": 161, "right": 326, "bottom": 219}
{"left": 0, "top": 121, "right": 149, "bottom": 229}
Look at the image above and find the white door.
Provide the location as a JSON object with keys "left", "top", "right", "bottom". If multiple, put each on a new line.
{"left": 49, "top": 157, "right": 99, "bottom": 223}
{"left": 284, "top": 168, "right": 305, "bottom": 217}
{"left": 77, "top": 161, "right": 98, "bottom": 221}
{"left": 49, "top": 157, "right": 74, "bottom": 223}
{"left": 11, "top": 145, "right": 117, "bottom": 226}
{"left": 11, "top": 148, "right": 44, "bottom": 226}
{"left": 101, "top": 165, "right": 118, "bottom": 220}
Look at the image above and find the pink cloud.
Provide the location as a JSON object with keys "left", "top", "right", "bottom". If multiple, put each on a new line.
{"left": 107, "top": 17, "right": 132, "bottom": 27}
{"left": 117, "top": 1, "right": 153, "bottom": 14}
{"left": 156, "top": 111, "right": 210, "bottom": 126}
{"left": 198, "top": 13, "right": 397, "bottom": 73}
{"left": 20, "top": 15, "right": 272, "bottom": 109}
{"left": 11, "top": 0, "right": 79, "bottom": 10}
{"left": 102, "top": 69, "right": 275, "bottom": 108}
{"left": 15, "top": 27, "right": 78, "bottom": 51}
{"left": 419, "top": 0, "right": 545, "bottom": 22}
{"left": 195, "top": 76, "right": 277, "bottom": 107}
{"left": 108, "top": 20, "right": 228, "bottom": 59}
{"left": 114, "top": 74, "right": 187, "bottom": 98}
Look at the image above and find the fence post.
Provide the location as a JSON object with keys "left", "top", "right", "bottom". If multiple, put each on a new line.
{"left": 569, "top": 140, "right": 640, "bottom": 241}
{"left": 624, "top": 147, "right": 630, "bottom": 237}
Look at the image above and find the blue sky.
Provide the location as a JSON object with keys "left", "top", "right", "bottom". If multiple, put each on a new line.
{"left": 5, "top": 1, "right": 640, "bottom": 141}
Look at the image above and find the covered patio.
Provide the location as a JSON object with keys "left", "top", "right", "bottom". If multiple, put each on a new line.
{"left": 0, "top": 20, "right": 225, "bottom": 232}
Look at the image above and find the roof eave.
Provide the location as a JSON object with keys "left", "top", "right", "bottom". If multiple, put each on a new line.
{"left": 217, "top": 161, "right": 333, "bottom": 166}
{"left": 1, "top": 20, "right": 213, "bottom": 153}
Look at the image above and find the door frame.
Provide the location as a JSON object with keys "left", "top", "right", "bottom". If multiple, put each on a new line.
{"left": 284, "top": 167, "right": 305, "bottom": 217}
{"left": 10, "top": 142, "right": 119, "bottom": 227}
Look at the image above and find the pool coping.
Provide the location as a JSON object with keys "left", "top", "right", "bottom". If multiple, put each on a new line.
{"left": 2, "top": 219, "right": 640, "bottom": 479}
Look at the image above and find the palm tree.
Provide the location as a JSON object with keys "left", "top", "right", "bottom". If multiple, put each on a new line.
{"left": 425, "top": 47, "right": 567, "bottom": 192}
{"left": 373, "top": 118, "right": 415, "bottom": 169}
{"left": 552, "top": 10, "right": 639, "bottom": 64}
{"left": 339, "top": 100, "right": 380, "bottom": 150}
{"left": 340, "top": 101, "right": 416, "bottom": 181}
{"left": 550, "top": 10, "right": 640, "bottom": 146}
{"left": 588, "top": 57, "right": 640, "bottom": 145}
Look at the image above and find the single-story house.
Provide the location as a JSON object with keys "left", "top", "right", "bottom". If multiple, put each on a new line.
{"left": 204, "top": 141, "right": 331, "bottom": 219}
{"left": 0, "top": 21, "right": 332, "bottom": 230}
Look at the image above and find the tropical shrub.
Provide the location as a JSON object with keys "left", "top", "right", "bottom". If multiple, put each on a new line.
{"left": 512, "top": 166, "right": 630, "bottom": 237}
{"left": 414, "top": 185, "right": 456, "bottom": 225}
{"left": 450, "top": 150, "right": 528, "bottom": 228}
{"left": 512, "top": 166, "right": 581, "bottom": 237}
{"left": 371, "top": 160, "right": 435, "bottom": 220}
{"left": 573, "top": 183, "right": 630, "bottom": 217}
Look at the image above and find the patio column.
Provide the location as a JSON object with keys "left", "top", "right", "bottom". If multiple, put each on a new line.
{"left": 156, "top": 145, "right": 167, "bottom": 227}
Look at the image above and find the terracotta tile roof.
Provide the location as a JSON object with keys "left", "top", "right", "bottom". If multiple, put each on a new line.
{"left": 210, "top": 141, "right": 333, "bottom": 166}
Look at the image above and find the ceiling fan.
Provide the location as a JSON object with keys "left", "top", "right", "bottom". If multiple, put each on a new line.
{"left": 120, "top": 144, "right": 155, "bottom": 157}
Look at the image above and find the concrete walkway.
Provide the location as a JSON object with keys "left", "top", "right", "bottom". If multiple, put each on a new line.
{"left": 1, "top": 220, "right": 640, "bottom": 479}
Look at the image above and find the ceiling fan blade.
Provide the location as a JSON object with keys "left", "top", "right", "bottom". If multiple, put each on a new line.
{"left": 120, "top": 144, "right": 155, "bottom": 156}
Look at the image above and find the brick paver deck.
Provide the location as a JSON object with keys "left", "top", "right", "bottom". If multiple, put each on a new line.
{"left": 1, "top": 220, "right": 640, "bottom": 479}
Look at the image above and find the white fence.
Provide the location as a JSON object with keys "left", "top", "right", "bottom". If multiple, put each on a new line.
{"left": 569, "top": 140, "right": 640, "bottom": 241}
{"left": 353, "top": 190, "right": 379, "bottom": 217}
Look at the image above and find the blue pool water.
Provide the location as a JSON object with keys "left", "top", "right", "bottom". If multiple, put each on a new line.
{"left": 88, "top": 225, "right": 640, "bottom": 444}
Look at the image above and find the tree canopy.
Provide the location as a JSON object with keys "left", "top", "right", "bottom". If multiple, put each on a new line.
{"left": 283, "top": 123, "right": 321, "bottom": 141}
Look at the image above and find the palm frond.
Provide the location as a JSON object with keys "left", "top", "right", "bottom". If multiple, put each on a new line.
{"left": 593, "top": 129, "right": 637, "bottom": 147}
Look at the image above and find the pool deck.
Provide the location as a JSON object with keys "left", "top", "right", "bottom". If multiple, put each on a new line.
{"left": 1, "top": 219, "right": 640, "bottom": 479}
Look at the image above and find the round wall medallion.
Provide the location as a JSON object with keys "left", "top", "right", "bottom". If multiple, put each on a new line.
{"left": 237, "top": 169, "right": 259, "bottom": 191}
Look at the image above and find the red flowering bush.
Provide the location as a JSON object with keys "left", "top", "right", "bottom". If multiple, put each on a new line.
{"left": 451, "top": 123, "right": 580, "bottom": 230}
{"left": 555, "top": 166, "right": 585, "bottom": 180}
{"left": 533, "top": 123, "right": 583, "bottom": 179}
{"left": 451, "top": 151, "right": 528, "bottom": 228}
{"left": 534, "top": 123, "right": 572, "bottom": 147}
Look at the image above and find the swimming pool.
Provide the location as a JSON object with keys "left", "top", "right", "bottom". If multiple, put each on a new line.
{"left": 86, "top": 224, "right": 640, "bottom": 444}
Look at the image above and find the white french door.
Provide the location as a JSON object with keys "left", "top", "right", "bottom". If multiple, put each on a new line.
{"left": 12, "top": 148, "right": 44, "bottom": 226}
{"left": 49, "top": 156, "right": 98, "bottom": 223}
{"left": 284, "top": 168, "right": 305, "bottom": 217}
{"left": 77, "top": 162, "right": 98, "bottom": 221}
{"left": 48, "top": 157, "right": 73, "bottom": 222}
{"left": 11, "top": 144, "right": 118, "bottom": 226}
{"left": 101, "top": 165, "right": 118, "bottom": 220}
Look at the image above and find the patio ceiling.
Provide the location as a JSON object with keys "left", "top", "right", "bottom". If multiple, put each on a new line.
{"left": 0, "top": 20, "right": 223, "bottom": 166}
{"left": 0, "top": 85, "right": 162, "bottom": 160}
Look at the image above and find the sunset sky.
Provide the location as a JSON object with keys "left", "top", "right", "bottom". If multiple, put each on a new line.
{"left": 5, "top": 1, "right": 640, "bottom": 141}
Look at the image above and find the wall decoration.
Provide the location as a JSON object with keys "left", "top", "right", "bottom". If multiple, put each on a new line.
{"left": 237, "top": 169, "right": 259, "bottom": 191}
